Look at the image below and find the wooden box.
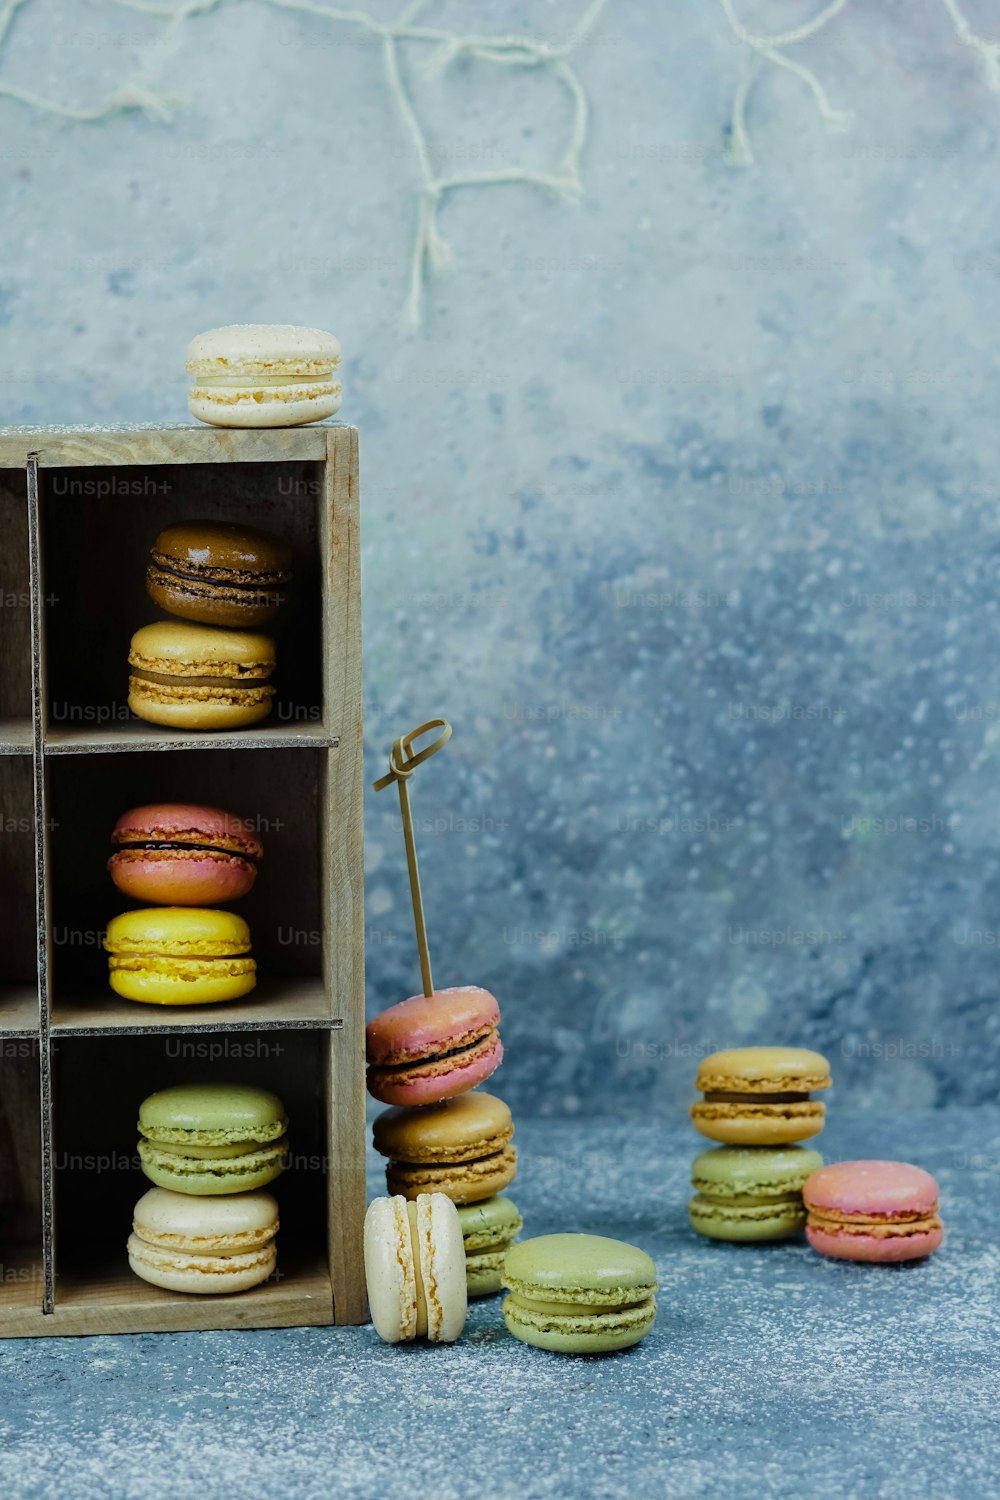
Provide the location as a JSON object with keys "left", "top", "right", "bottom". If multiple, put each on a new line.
{"left": 0, "top": 424, "right": 366, "bottom": 1336}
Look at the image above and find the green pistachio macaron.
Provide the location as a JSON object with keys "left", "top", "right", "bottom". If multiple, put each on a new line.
{"left": 502, "top": 1233, "right": 657, "bottom": 1354}
{"left": 457, "top": 1195, "right": 523, "bottom": 1297}
{"left": 137, "top": 1083, "right": 289, "bottom": 1195}
{"left": 689, "top": 1144, "right": 824, "bottom": 1242}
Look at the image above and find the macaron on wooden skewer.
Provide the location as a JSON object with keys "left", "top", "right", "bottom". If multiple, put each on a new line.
{"left": 367, "top": 719, "right": 505, "bottom": 1104}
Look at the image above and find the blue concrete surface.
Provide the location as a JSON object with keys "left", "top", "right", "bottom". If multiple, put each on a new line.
{"left": 2, "top": 3, "right": 1000, "bottom": 1112}
{"left": 0, "top": 1109, "right": 996, "bottom": 1499}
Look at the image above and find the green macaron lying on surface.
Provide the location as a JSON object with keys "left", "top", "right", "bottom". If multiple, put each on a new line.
{"left": 502, "top": 1233, "right": 657, "bottom": 1355}
{"left": 457, "top": 1195, "right": 523, "bottom": 1297}
{"left": 137, "top": 1083, "right": 289, "bottom": 1195}
{"left": 689, "top": 1144, "right": 824, "bottom": 1242}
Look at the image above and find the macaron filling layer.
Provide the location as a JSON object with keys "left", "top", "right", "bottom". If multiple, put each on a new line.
{"left": 386, "top": 1143, "right": 518, "bottom": 1201}
{"left": 139, "top": 1124, "right": 286, "bottom": 1149}
{"left": 131, "top": 668, "right": 273, "bottom": 690}
{"left": 383, "top": 1121, "right": 514, "bottom": 1166}
{"left": 193, "top": 371, "right": 338, "bottom": 388}
{"left": 503, "top": 1278, "right": 657, "bottom": 1310}
{"left": 703, "top": 1090, "right": 810, "bottom": 1104}
{"left": 806, "top": 1207, "right": 942, "bottom": 1238}
{"left": 139, "top": 1139, "right": 288, "bottom": 1179}
{"left": 148, "top": 567, "right": 288, "bottom": 610}
{"left": 370, "top": 1022, "right": 499, "bottom": 1071}
{"left": 128, "top": 1236, "right": 276, "bottom": 1276}
{"left": 503, "top": 1295, "right": 657, "bottom": 1339}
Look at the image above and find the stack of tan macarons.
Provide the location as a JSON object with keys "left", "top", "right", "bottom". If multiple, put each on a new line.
{"left": 687, "top": 1046, "right": 832, "bottom": 1243}
{"left": 128, "top": 519, "right": 293, "bottom": 732}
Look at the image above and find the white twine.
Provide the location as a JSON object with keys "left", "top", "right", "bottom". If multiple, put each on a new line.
{"left": 0, "top": 0, "right": 606, "bottom": 322}
{"left": 720, "top": 0, "right": 998, "bottom": 164}
{"left": 2, "top": 0, "right": 997, "bottom": 313}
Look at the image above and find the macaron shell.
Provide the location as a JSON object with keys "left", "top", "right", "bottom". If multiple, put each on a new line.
{"left": 805, "top": 1221, "right": 944, "bottom": 1262}
{"left": 105, "top": 907, "right": 251, "bottom": 955}
{"left": 503, "top": 1295, "right": 657, "bottom": 1355}
{"left": 109, "top": 960, "right": 257, "bottom": 1006}
{"left": 139, "top": 1083, "right": 286, "bottom": 1139}
{"left": 690, "top": 1101, "right": 825, "bottom": 1145}
{"left": 186, "top": 323, "right": 341, "bottom": 369}
{"left": 695, "top": 1046, "right": 832, "bottom": 1093}
{"left": 688, "top": 1195, "right": 806, "bottom": 1242}
{"left": 466, "top": 1251, "right": 506, "bottom": 1298}
{"left": 151, "top": 521, "right": 292, "bottom": 582}
{"left": 367, "top": 1033, "right": 503, "bottom": 1107}
{"left": 373, "top": 1093, "right": 513, "bottom": 1164}
{"left": 112, "top": 803, "right": 264, "bottom": 858}
{"left": 802, "top": 1160, "right": 940, "bottom": 1219}
{"left": 364, "top": 1196, "right": 417, "bottom": 1343}
{"left": 109, "top": 849, "right": 257, "bottom": 906}
{"left": 386, "top": 1144, "right": 517, "bottom": 1204}
{"left": 132, "top": 1186, "right": 279, "bottom": 1247}
{"left": 129, "top": 620, "right": 276, "bottom": 675}
{"left": 691, "top": 1144, "right": 824, "bottom": 1200}
{"left": 456, "top": 1194, "right": 523, "bottom": 1251}
{"left": 413, "top": 1193, "right": 467, "bottom": 1342}
{"left": 366, "top": 986, "right": 501, "bottom": 1065}
{"left": 188, "top": 387, "right": 342, "bottom": 429}
{"left": 128, "top": 1235, "right": 276, "bottom": 1293}
{"left": 138, "top": 1139, "right": 288, "bottom": 1195}
{"left": 503, "top": 1234, "right": 657, "bottom": 1303}
{"left": 128, "top": 683, "right": 274, "bottom": 730}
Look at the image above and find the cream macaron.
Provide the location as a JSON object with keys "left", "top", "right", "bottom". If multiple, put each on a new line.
{"left": 363, "top": 1192, "right": 467, "bottom": 1344}
{"left": 127, "top": 1187, "right": 279, "bottom": 1294}
{"left": 186, "top": 324, "right": 342, "bottom": 428}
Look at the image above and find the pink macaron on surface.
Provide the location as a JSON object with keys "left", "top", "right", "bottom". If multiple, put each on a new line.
{"left": 366, "top": 986, "right": 503, "bottom": 1106}
{"left": 109, "top": 803, "right": 263, "bottom": 906}
{"left": 803, "top": 1160, "right": 943, "bottom": 1263}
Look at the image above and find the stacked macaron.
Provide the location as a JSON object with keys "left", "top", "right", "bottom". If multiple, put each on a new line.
{"left": 366, "top": 986, "right": 522, "bottom": 1304}
{"left": 688, "top": 1047, "right": 832, "bottom": 1243}
{"left": 128, "top": 519, "right": 292, "bottom": 733}
{"left": 128, "top": 1082, "right": 288, "bottom": 1295}
{"left": 105, "top": 802, "right": 262, "bottom": 1007}
{"left": 186, "top": 324, "right": 342, "bottom": 429}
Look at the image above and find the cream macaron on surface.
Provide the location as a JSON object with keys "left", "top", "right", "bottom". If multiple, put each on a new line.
{"left": 364, "top": 1193, "right": 467, "bottom": 1344}
{"left": 127, "top": 1187, "right": 279, "bottom": 1294}
{"left": 186, "top": 324, "right": 342, "bottom": 428}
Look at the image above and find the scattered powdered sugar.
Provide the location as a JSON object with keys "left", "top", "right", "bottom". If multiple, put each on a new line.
{"left": 0, "top": 1112, "right": 997, "bottom": 1499}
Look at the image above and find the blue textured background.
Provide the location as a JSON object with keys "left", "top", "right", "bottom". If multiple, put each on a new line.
{"left": 3, "top": 0, "right": 1000, "bottom": 1112}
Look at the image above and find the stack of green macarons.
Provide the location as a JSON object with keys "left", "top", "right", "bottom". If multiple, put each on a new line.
{"left": 128, "top": 1082, "right": 289, "bottom": 1295}
{"left": 688, "top": 1047, "right": 832, "bottom": 1242}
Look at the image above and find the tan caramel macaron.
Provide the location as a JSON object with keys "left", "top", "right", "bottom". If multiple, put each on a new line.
{"left": 373, "top": 1092, "right": 517, "bottom": 1204}
{"left": 690, "top": 1046, "right": 831, "bottom": 1145}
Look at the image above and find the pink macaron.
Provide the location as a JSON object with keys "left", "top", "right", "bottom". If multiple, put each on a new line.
{"left": 366, "top": 986, "right": 503, "bottom": 1106}
{"left": 803, "top": 1160, "right": 944, "bottom": 1263}
{"left": 109, "top": 803, "right": 263, "bottom": 906}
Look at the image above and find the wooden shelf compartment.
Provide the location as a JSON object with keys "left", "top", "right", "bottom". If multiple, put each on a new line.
{"left": 0, "top": 423, "right": 366, "bottom": 1338}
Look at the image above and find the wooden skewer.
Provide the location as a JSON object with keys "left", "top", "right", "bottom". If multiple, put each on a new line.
{"left": 373, "top": 718, "right": 453, "bottom": 997}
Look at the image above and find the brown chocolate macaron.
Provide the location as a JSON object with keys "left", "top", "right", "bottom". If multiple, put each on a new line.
{"left": 147, "top": 520, "right": 293, "bottom": 628}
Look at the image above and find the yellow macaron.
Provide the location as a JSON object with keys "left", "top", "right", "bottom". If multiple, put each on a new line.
{"left": 104, "top": 907, "right": 256, "bottom": 1005}
{"left": 690, "top": 1046, "right": 832, "bottom": 1145}
{"left": 128, "top": 620, "right": 276, "bottom": 731}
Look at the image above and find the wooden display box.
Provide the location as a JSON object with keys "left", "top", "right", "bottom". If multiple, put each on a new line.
{"left": 0, "top": 424, "right": 366, "bottom": 1336}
